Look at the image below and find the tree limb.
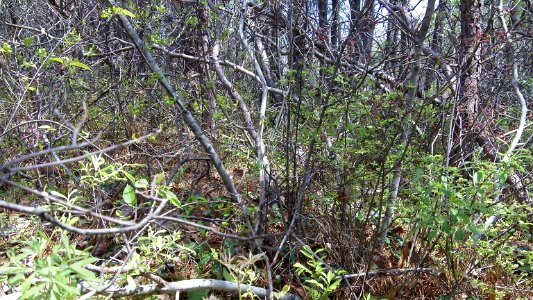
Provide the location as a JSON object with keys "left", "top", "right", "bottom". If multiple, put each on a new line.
{"left": 78, "top": 278, "right": 301, "bottom": 299}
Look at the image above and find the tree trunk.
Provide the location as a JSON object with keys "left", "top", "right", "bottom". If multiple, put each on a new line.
{"left": 197, "top": 5, "right": 216, "bottom": 132}
{"left": 378, "top": 0, "right": 436, "bottom": 247}
{"left": 425, "top": 0, "right": 447, "bottom": 91}
{"left": 451, "top": 0, "right": 483, "bottom": 165}
{"left": 360, "top": 0, "right": 375, "bottom": 64}
{"left": 331, "top": 0, "right": 339, "bottom": 47}
{"left": 350, "top": 0, "right": 375, "bottom": 64}
{"left": 318, "top": 0, "right": 328, "bottom": 30}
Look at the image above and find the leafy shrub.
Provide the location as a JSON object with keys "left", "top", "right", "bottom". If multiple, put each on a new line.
{"left": 1, "top": 232, "right": 98, "bottom": 300}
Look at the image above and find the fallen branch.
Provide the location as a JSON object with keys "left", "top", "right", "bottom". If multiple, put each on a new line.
{"left": 339, "top": 268, "right": 440, "bottom": 280}
{"left": 78, "top": 278, "right": 301, "bottom": 299}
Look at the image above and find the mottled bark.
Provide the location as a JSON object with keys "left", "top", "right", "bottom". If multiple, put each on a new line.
{"left": 451, "top": 0, "right": 483, "bottom": 164}
{"left": 331, "top": 0, "right": 339, "bottom": 47}
{"left": 318, "top": 0, "right": 328, "bottom": 30}
{"left": 425, "top": 0, "right": 447, "bottom": 91}
{"left": 459, "top": 0, "right": 482, "bottom": 127}
{"left": 350, "top": 0, "right": 375, "bottom": 64}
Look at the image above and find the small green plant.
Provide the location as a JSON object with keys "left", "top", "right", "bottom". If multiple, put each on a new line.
{"left": 100, "top": 6, "right": 136, "bottom": 19}
{"left": 0, "top": 42, "right": 12, "bottom": 54}
{"left": 137, "top": 228, "right": 182, "bottom": 267}
{"left": 218, "top": 251, "right": 263, "bottom": 299}
{"left": 1, "top": 232, "right": 98, "bottom": 300}
{"left": 294, "top": 245, "right": 345, "bottom": 300}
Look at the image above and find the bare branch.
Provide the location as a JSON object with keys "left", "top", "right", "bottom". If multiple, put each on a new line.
{"left": 4, "top": 130, "right": 159, "bottom": 173}
{"left": 0, "top": 192, "right": 166, "bottom": 235}
{"left": 79, "top": 278, "right": 301, "bottom": 299}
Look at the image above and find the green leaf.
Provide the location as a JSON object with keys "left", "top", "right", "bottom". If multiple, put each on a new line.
{"left": 473, "top": 170, "right": 482, "bottom": 186}
{"left": 427, "top": 229, "right": 438, "bottom": 243}
{"left": 121, "top": 170, "right": 135, "bottom": 183}
{"left": 70, "top": 265, "right": 96, "bottom": 281}
{"left": 49, "top": 190, "right": 66, "bottom": 199}
{"left": 115, "top": 7, "right": 136, "bottom": 18}
{"left": 163, "top": 189, "right": 181, "bottom": 207}
{"left": 454, "top": 229, "right": 465, "bottom": 241}
{"left": 306, "top": 279, "right": 324, "bottom": 289}
{"left": 21, "top": 273, "right": 37, "bottom": 294}
{"left": 37, "top": 47, "right": 48, "bottom": 58}
{"left": 135, "top": 178, "right": 149, "bottom": 189}
{"left": 280, "top": 284, "right": 291, "bottom": 296}
{"left": 293, "top": 262, "right": 311, "bottom": 275}
{"left": 69, "top": 60, "right": 92, "bottom": 71}
{"left": 329, "top": 278, "right": 342, "bottom": 291}
{"left": 54, "top": 280, "right": 79, "bottom": 296}
{"left": 49, "top": 57, "right": 65, "bottom": 64}
{"left": 223, "top": 268, "right": 235, "bottom": 282}
{"left": 155, "top": 172, "right": 165, "bottom": 184}
{"left": 101, "top": 6, "right": 136, "bottom": 18}
{"left": 0, "top": 42, "right": 13, "bottom": 54}
{"left": 123, "top": 184, "right": 136, "bottom": 207}
{"left": 442, "top": 222, "right": 451, "bottom": 234}
{"left": 2, "top": 266, "right": 31, "bottom": 275}
{"left": 22, "top": 36, "right": 34, "bottom": 47}
{"left": 21, "top": 282, "right": 45, "bottom": 300}
{"left": 198, "top": 254, "right": 210, "bottom": 267}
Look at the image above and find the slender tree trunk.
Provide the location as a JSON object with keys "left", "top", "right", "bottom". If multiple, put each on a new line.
{"left": 360, "top": 0, "right": 375, "bottom": 64}
{"left": 331, "top": 0, "right": 339, "bottom": 47}
{"left": 459, "top": 0, "right": 482, "bottom": 127}
{"left": 451, "top": 0, "right": 482, "bottom": 165}
{"left": 318, "top": 0, "right": 328, "bottom": 30}
{"left": 425, "top": 0, "right": 447, "bottom": 91}
{"left": 383, "top": 3, "right": 399, "bottom": 71}
{"left": 378, "top": 0, "right": 436, "bottom": 247}
{"left": 198, "top": 5, "right": 216, "bottom": 132}
{"left": 350, "top": 0, "right": 375, "bottom": 64}
{"left": 254, "top": 35, "right": 282, "bottom": 106}
{"left": 350, "top": 0, "right": 361, "bottom": 23}
{"left": 287, "top": 0, "right": 309, "bottom": 225}
{"left": 212, "top": 40, "right": 258, "bottom": 143}
{"left": 350, "top": 0, "right": 362, "bottom": 61}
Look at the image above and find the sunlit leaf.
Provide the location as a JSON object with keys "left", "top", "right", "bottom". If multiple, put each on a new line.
{"left": 49, "top": 57, "right": 64, "bottom": 64}
{"left": 135, "top": 178, "right": 149, "bottom": 189}
{"left": 123, "top": 184, "right": 136, "bottom": 207}
{"left": 69, "top": 60, "right": 92, "bottom": 71}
